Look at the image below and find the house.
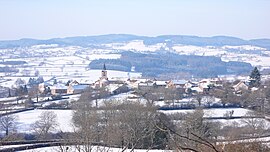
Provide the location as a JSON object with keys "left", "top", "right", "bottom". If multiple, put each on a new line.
{"left": 138, "top": 80, "right": 155, "bottom": 90}
{"left": 184, "top": 81, "right": 198, "bottom": 89}
{"left": 127, "top": 79, "right": 140, "bottom": 89}
{"left": 233, "top": 81, "right": 249, "bottom": 92}
{"left": 38, "top": 81, "right": 54, "bottom": 93}
{"left": 69, "top": 80, "right": 79, "bottom": 86}
{"left": 190, "top": 87, "right": 204, "bottom": 94}
{"left": 107, "top": 84, "right": 130, "bottom": 95}
{"left": 210, "top": 78, "right": 223, "bottom": 86}
{"left": 137, "top": 79, "right": 167, "bottom": 90}
{"left": 154, "top": 81, "right": 167, "bottom": 88}
{"left": 50, "top": 84, "right": 68, "bottom": 95}
{"left": 198, "top": 83, "right": 210, "bottom": 94}
{"left": 67, "top": 84, "right": 89, "bottom": 94}
{"left": 166, "top": 80, "right": 186, "bottom": 89}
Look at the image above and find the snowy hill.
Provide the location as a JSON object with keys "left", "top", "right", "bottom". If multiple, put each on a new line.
{"left": 1, "top": 34, "right": 269, "bottom": 49}
{"left": 0, "top": 34, "right": 270, "bottom": 79}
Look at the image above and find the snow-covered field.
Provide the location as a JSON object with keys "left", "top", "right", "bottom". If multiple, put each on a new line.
{"left": 1, "top": 40, "right": 270, "bottom": 89}
{"left": 41, "top": 94, "right": 81, "bottom": 107}
{"left": 0, "top": 53, "right": 141, "bottom": 88}
{"left": 160, "top": 108, "right": 252, "bottom": 118}
{"left": 105, "top": 40, "right": 270, "bottom": 67}
{"left": 22, "top": 145, "right": 171, "bottom": 152}
{"left": 212, "top": 118, "right": 270, "bottom": 129}
{"left": 13, "top": 109, "right": 74, "bottom": 133}
{"left": 161, "top": 108, "right": 270, "bottom": 129}
{"left": 0, "top": 144, "right": 35, "bottom": 150}
{"left": 13, "top": 107, "right": 270, "bottom": 134}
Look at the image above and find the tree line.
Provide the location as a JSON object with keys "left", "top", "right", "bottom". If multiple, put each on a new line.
{"left": 89, "top": 51, "right": 252, "bottom": 78}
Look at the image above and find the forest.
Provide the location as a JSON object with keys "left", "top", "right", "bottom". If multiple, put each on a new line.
{"left": 89, "top": 51, "right": 252, "bottom": 78}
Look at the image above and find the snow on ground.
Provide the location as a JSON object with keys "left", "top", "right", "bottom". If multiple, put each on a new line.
{"left": 219, "top": 136, "right": 270, "bottom": 145}
{"left": 172, "top": 45, "right": 225, "bottom": 56}
{"left": 0, "top": 53, "right": 140, "bottom": 89}
{"left": 171, "top": 44, "right": 270, "bottom": 67}
{"left": 161, "top": 108, "right": 270, "bottom": 129}
{"left": 0, "top": 70, "right": 141, "bottom": 89}
{"left": 82, "top": 54, "right": 121, "bottom": 60}
{"left": 109, "top": 40, "right": 166, "bottom": 52}
{"left": 7, "top": 107, "right": 270, "bottom": 137}
{"left": 41, "top": 94, "right": 81, "bottom": 107}
{"left": 22, "top": 145, "right": 172, "bottom": 152}
{"left": 204, "top": 108, "right": 252, "bottom": 117}
{"left": 0, "top": 76, "right": 53, "bottom": 88}
{"left": 2, "top": 42, "right": 270, "bottom": 71}
{"left": 211, "top": 118, "right": 270, "bottom": 129}
{"left": 13, "top": 109, "right": 74, "bottom": 133}
{"left": 160, "top": 108, "right": 252, "bottom": 118}
{"left": 222, "top": 45, "right": 267, "bottom": 51}
{"left": 0, "top": 96, "right": 17, "bottom": 102}
{"left": 0, "top": 144, "right": 35, "bottom": 150}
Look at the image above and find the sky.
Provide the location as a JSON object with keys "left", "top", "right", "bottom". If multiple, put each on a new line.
{"left": 0, "top": 0, "right": 269, "bottom": 40}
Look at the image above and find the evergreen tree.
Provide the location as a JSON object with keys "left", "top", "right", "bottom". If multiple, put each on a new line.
{"left": 36, "top": 76, "right": 44, "bottom": 83}
{"left": 8, "top": 88, "right": 11, "bottom": 97}
{"left": 23, "top": 85, "right": 28, "bottom": 94}
{"left": 249, "top": 67, "right": 261, "bottom": 87}
{"left": 66, "top": 80, "right": 71, "bottom": 86}
{"left": 53, "top": 79, "right": 57, "bottom": 85}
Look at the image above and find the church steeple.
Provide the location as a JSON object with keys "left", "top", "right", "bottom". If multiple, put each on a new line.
{"left": 101, "top": 63, "right": 108, "bottom": 80}
{"left": 103, "top": 63, "right": 106, "bottom": 70}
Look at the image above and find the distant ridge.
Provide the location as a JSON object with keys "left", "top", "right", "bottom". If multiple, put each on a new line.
{"left": 0, "top": 34, "right": 270, "bottom": 49}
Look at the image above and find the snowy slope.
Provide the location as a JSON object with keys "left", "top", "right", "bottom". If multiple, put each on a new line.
{"left": 13, "top": 109, "right": 74, "bottom": 133}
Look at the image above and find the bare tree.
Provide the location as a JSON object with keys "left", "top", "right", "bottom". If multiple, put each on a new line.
{"left": 164, "top": 88, "right": 182, "bottom": 107}
{"left": 0, "top": 114, "right": 18, "bottom": 136}
{"left": 72, "top": 98, "right": 169, "bottom": 151}
{"left": 241, "top": 111, "right": 267, "bottom": 137}
{"left": 71, "top": 95, "right": 101, "bottom": 152}
{"left": 210, "top": 82, "right": 239, "bottom": 107}
{"left": 223, "top": 142, "right": 270, "bottom": 152}
{"left": 116, "top": 101, "right": 160, "bottom": 150}
{"left": 157, "top": 109, "right": 221, "bottom": 152}
{"left": 78, "top": 86, "right": 109, "bottom": 108}
{"left": 137, "top": 87, "right": 164, "bottom": 105}
{"left": 196, "top": 95, "right": 203, "bottom": 107}
{"left": 31, "top": 111, "right": 58, "bottom": 139}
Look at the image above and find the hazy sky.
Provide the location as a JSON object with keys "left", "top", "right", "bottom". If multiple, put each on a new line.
{"left": 0, "top": 0, "right": 269, "bottom": 40}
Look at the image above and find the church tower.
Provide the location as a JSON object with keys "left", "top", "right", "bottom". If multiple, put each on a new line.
{"left": 101, "top": 63, "right": 108, "bottom": 80}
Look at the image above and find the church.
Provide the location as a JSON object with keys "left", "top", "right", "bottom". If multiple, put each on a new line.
{"left": 94, "top": 63, "right": 110, "bottom": 88}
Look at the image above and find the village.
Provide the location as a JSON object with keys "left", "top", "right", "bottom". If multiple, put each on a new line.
{"left": 0, "top": 52, "right": 270, "bottom": 151}
{"left": 0, "top": 62, "right": 270, "bottom": 151}
{"left": 0, "top": 63, "right": 265, "bottom": 110}
{"left": 0, "top": 60, "right": 269, "bottom": 116}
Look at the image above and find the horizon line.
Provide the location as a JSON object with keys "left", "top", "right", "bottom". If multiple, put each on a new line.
{"left": 1, "top": 33, "right": 270, "bottom": 42}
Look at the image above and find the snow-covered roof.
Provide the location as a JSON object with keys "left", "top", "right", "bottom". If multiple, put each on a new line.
{"left": 199, "top": 83, "right": 209, "bottom": 89}
{"left": 106, "top": 84, "right": 123, "bottom": 92}
{"left": 39, "top": 81, "right": 53, "bottom": 86}
{"left": 72, "top": 84, "right": 89, "bottom": 90}
{"left": 51, "top": 84, "right": 68, "bottom": 90}
{"left": 233, "top": 81, "right": 248, "bottom": 89}
{"left": 138, "top": 82, "right": 154, "bottom": 86}
{"left": 200, "top": 79, "right": 210, "bottom": 83}
{"left": 191, "top": 87, "right": 203, "bottom": 92}
{"left": 155, "top": 81, "right": 167, "bottom": 86}
{"left": 77, "top": 79, "right": 93, "bottom": 84}
{"left": 172, "top": 80, "right": 186, "bottom": 85}
{"left": 250, "top": 87, "right": 259, "bottom": 91}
